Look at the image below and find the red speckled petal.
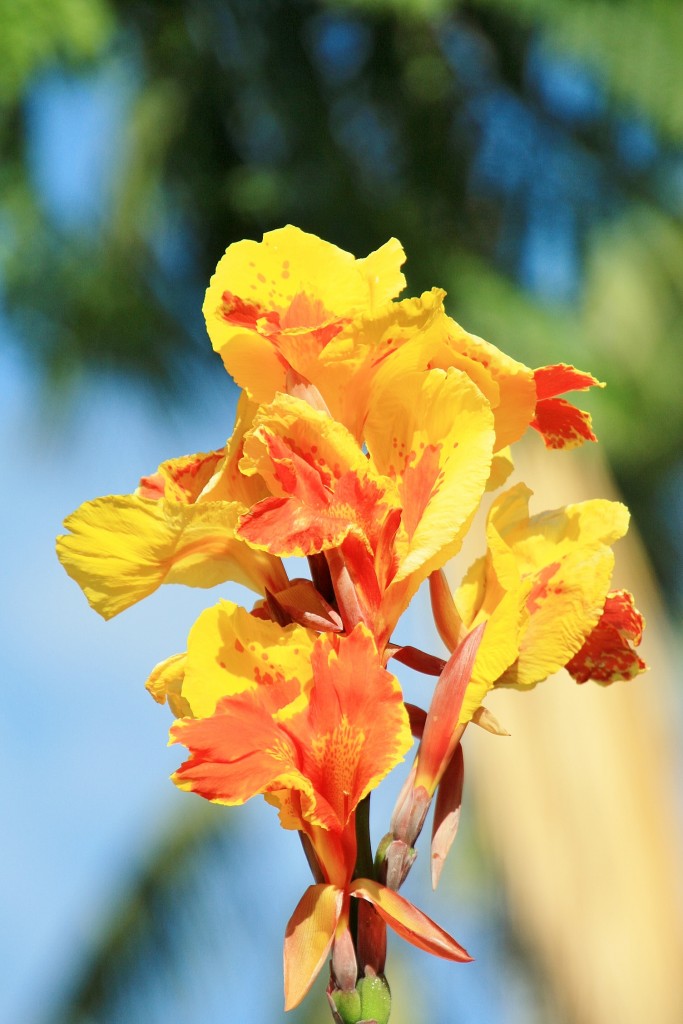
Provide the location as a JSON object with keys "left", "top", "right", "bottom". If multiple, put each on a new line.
{"left": 533, "top": 363, "right": 604, "bottom": 401}
{"left": 566, "top": 589, "right": 647, "bottom": 685}
{"left": 298, "top": 626, "right": 412, "bottom": 829}
{"left": 531, "top": 397, "right": 598, "bottom": 449}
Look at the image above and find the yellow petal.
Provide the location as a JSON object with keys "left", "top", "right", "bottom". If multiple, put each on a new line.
{"left": 136, "top": 450, "right": 225, "bottom": 503}
{"left": 57, "top": 495, "right": 287, "bottom": 619}
{"left": 145, "top": 653, "right": 191, "bottom": 718}
{"left": 196, "top": 392, "right": 270, "bottom": 508}
{"left": 368, "top": 367, "right": 495, "bottom": 585}
{"left": 439, "top": 322, "right": 536, "bottom": 451}
{"left": 203, "top": 226, "right": 406, "bottom": 402}
{"left": 486, "top": 447, "right": 514, "bottom": 492}
{"left": 181, "top": 598, "right": 315, "bottom": 718}
{"left": 313, "top": 288, "right": 446, "bottom": 439}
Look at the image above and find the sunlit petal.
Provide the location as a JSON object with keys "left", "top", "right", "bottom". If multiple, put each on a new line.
{"left": 349, "top": 880, "right": 472, "bottom": 962}
{"left": 57, "top": 496, "right": 287, "bottom": 618}
{"left": 283, "top": 884, "right": 343, "bottom": 1010}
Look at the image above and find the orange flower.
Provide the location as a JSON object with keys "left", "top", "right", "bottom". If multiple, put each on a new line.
{"left": 170, "top": 623, "right": 471, "bottom": 1008}
{"left": 171, "top": 625, "right": 410, "bottom": 880}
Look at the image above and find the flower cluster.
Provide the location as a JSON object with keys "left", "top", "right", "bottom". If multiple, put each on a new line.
{"left": 57, "top": 226, "right": 646, "bottom": 1021}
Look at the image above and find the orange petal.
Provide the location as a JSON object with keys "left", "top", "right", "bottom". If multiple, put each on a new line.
{"left": 349, "top": 880, "right": 472, "bottom": 962}
{"left": 533, "top": 363, "right": 604, "bottom": 400}
{"left": 300, "top": 626, "right": 412, "bottom": 828}
{"left": 239, "top": 394, "right": 398, "bottom": 558}
{"left": 170, "top": 685, "right": 312, "bottom": 807}
{"left": 531, "top": 397, "right": 598, "bottom": 449}
{"left": 284, "top": 884, "right": 343, "bottom": 1010}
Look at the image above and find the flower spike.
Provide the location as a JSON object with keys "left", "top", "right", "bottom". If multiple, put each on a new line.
{"left": 57, "top": 225, "right": 646, "bottom": 1020}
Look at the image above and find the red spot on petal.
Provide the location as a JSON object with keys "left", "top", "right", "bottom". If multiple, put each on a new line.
{"left": 526, "top": 562, "right": 561, "bottom": 615}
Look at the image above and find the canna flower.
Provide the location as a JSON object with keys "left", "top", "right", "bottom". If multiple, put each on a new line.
{"left": 237, "top": 367, "right": 496, "bottom": 648}
{"left": 432, "top": 483, "right": 645, "bottom": 724}
{"left": 56, "top": 400, "right": 288, "bottom": 619}
{"left": 170, "top": 623, "right": 469, "bottom": 1007}
{"left": 203, "top": 225, "right": 407, "bottom": 416}
{"left": 205, "top": 226, "right": 601, "bottom": 457}
{"left": 56, "top": 224, "right": 647, "bottom": 1022}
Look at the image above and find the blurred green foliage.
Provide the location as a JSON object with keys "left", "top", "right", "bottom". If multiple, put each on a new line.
{"left": 1, "top": 0, "right": 681, "bottom": 573}
{"left": 0, "top": 0, "right": 114, "bottom": 101}
{"left": 8, "top": 0, "right": 681, "bottom": 600}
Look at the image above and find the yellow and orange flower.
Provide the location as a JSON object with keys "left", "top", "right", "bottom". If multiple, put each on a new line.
{"left": 203, "top": 225, "right": 406, "bottom": 416}
{"left": 170, "top": 622, "right": 470, "bottom": 1008}
{"left": 432, "top": 483, "right": 645, "bottom": 723}
{"left": 56, "top": 402, "right": 287, "bottom": 619}
{"left": 56, "top": 224, "right": 647, "bottom": 1019}
{"left": 234, "top": 367, "right": 496, "bottom": 648}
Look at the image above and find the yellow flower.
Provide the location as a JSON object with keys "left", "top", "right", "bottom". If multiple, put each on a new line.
{"left": 56, "top": 401, "right": 287, "bottom": 619}
{"left": 438, "top": 483, "right": 631, "bottom": 722}
{"left": 203, "top": 225, "right": 406, "bottom": 410}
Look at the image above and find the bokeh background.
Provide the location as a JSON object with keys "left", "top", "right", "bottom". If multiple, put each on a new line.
{"left": 2, "top": 1, "right": 683, "bottom": 1021}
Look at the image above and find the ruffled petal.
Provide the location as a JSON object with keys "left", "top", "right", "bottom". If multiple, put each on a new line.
{"left": 203, "top": 226, "right": 406, "bottom": 403}
{"left": 181, "top": 599, "right": 315, "bottom": 718}
{"left": 367, "top": 366, "right": 494, "bottom": 599}
{"left": 238, "top": 394, "right": 398, "bottom": 557}
{"left": 531, "top": 363, "right": 605, "bottom": 449}
{"left": 299, "top": 626, "right": 412, "bottom": 828}
{"left": 57, "top": 496, "right": 287, "bottom": 619}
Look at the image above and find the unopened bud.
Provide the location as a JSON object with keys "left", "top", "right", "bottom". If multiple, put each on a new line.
{"left": 330, "top": 987, "right": 362, "bottom": 1024}
{"left": 358, "top": 973, "right": 392, "bottom": 1024}
{"left": 329, "top": 973, "right": 392, "bottom": 1024}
